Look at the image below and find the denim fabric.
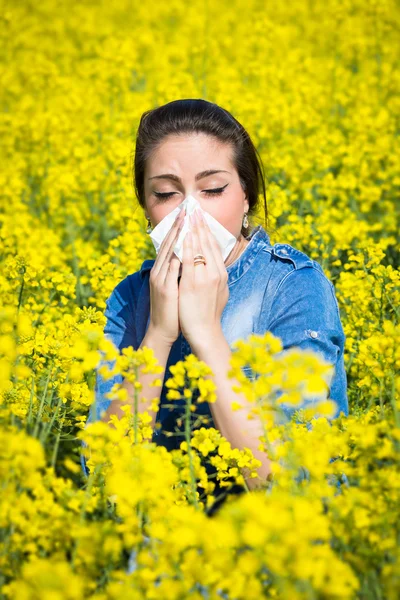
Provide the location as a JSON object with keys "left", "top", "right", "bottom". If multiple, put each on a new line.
{"left": 80, "top": 225, "right": 348, "bottom": 478}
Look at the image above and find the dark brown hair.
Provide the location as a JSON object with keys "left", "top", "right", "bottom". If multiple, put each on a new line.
{"left": 132, "top": 99, "right": 268, "bottom": 238}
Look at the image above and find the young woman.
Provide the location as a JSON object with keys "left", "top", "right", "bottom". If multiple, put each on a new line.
{"left": 81, "top": 99, "right": 348, "bottom": 498}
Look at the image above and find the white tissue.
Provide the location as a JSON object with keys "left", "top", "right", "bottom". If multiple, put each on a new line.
{"left": 149, "top": 194, "right": 237, "bottom": 263}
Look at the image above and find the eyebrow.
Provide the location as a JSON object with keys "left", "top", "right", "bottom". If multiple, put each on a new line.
{"left": 148, "top": 169, "right": 230, "bottom": 182}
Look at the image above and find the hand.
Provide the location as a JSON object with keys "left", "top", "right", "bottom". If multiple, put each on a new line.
{"left": 178, "top": 208, "right": 229, "bottom": 348}
{"left": 148, "top": 207, "right": 186, "bottom": 347}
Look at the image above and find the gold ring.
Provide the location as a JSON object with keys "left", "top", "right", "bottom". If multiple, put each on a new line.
{"left": 194, "top": 254, "right": 206, "bottom": 266}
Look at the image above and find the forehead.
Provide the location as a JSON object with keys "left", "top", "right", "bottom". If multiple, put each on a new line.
{"left": 146, "top": 133, "right": 234, "bottom": 173}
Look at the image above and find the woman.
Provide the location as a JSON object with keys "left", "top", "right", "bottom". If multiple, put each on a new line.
{"left": 81, "top": 99, "right": 348, "bottom": 498}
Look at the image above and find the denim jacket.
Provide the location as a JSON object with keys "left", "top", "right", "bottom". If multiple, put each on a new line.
{"left": 80, "top": 225, "right": 348, "bottom": 478}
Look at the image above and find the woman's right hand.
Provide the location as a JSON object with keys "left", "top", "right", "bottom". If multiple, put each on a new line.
{"left": 148, "top": 207, "right": 186, "bottom": 347}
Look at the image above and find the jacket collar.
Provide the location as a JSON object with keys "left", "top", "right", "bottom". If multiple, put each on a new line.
{"left": 139, "top": 225, "right": 271, "bottom": 286}
{"left": 226, "top": 225, "right": 271, "bottom": 286}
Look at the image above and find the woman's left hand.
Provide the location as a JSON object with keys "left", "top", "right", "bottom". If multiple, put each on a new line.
{"left": 178, "top": 208, "right": 229, "bottom": 348}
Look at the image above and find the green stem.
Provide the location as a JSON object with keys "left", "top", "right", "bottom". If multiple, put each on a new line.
{"left": 132, "top": 362, "right": 145, "bottom": 567}
{"left": 50, "top": 408, "right": 65, "bottom": 469}
{"left": 390, "top": 371, "right": 399, "bottom": 428}
{"left": 71, "top": 239, "right": 84, "bottom": 307}
{"left": 40, "top": 374, "right": 70, "bottom": 443}
{"left": 40, "top": 395, "right": 63, "bottom": 445}
{"left": 27, "top": 375, "right": 35, "bottom": 430}
{"left": 17, "top": 273, "right": 25, "bottom": 313}
{"left": 71, "top": 465, "right": 101, "bottom": 569}
{"left": 32, "top": 367, "right": 53, "bottom": 438}
{"left": 184, "top": 395, "right": 199, "bottom": 508}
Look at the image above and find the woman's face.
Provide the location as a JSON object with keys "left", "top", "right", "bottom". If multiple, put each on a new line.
{"left": 143, "top": 133, "right": 249, "bottom": 243}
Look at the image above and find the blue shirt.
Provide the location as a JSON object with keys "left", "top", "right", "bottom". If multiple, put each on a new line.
{"left": 80, "top": 225, "right": 348, "bottom": 478}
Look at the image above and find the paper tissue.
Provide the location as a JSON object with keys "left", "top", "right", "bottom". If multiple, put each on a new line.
{"left": 149, "top": 194, "right": 237, "bottom": 263}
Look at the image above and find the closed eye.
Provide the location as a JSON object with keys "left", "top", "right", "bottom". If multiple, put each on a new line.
{"left": 154, "top": 183, "right": 228, "bottom": 201}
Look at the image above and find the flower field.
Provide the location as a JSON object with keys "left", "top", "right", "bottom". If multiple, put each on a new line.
{"left": 1, "top": 0, "right": 399, "bottom": 598}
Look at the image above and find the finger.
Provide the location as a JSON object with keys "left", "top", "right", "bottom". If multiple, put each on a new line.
{"left": 189, "top": 210, "right": 208, "bottom": 283}
{"left": 163, "top": 254, "right": 180, "bottom": 286}
{"left": 181, "top": 228, "right": 194, "bottom": 287}
{"left": 199, "top": 210, "right": 229, "bottom": 277}
{"left": 157, "top": 207, "right": 185, "bottom": 257}
{"left": 152, "top": 207, "right": 185, "bottom": 279}
{"left": 192, "top": 209, "right": 220, "bottom": 277}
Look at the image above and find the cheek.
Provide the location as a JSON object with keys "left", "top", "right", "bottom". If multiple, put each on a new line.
{"left": 152, "top": 201, "right": 186, "bottom": 225}
{"left": 151, "top": 208, "right": 172, "bottom": 226}
{"left": 206, "top": 201, "right": 243, "bottom": 232}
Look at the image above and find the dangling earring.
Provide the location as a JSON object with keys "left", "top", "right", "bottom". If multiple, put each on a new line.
{"left": 242, "top": 212, "right": 249, "bottom": 229}
{"left": 146, "top": 216, "right": 152, "bottom": 234}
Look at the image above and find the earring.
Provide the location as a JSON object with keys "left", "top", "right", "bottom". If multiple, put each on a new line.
{"left": 146, "top": 216, "right": 152, "bottom": 234}
{"left": 242, "top": 212, "right": 249, "bottom": 229}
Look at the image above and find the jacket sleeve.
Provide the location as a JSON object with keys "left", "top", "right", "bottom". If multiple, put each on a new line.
{"left": 80, "top": 277, "right": 138, "bottom": 478}
{"left": 258, "top": 266, "right": 348, "bottom": 424}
